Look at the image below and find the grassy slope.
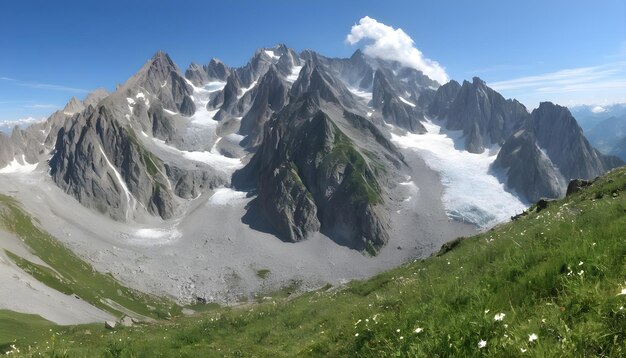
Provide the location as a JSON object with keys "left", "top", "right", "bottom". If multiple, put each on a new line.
{"left": 4, "top": 168, "right": 626, "bottom": 357}
{"left": 0, "top": 195, "right": 180, "bottom": 331}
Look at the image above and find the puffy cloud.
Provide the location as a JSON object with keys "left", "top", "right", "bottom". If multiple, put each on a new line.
{"left": 346, "top": 16, "right": 449, "bottom": 84}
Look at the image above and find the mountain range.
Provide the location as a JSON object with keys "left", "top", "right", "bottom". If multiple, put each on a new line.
{"left": 1, "top": 44, "right": 621, "bottom": 249}
{"left": 0, "top": 44, "right": 621, "bottom": 310}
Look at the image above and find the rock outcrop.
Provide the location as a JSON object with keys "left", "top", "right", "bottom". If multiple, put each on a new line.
{"left": 445, "top": 77, "right": 529, "bottom": 153}
{"left": 493, "top": 102, "right": 623, "bottom": 201}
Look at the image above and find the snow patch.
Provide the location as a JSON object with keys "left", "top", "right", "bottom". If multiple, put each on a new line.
{"left": 347, "top": 86, "right": 373, "bottom": 103}
{"left": 399, "top": 96, "right": 416, "bottom": 107}
{"left": 163, "top": 109, "right": 177, "bottom": 115}
{"left": 399, "top": 179, "right": 419, "bottom": 203}
{"left": 207, "top": 188, "right": 248, "bottom": 206}
{"left": 132, "top": 227, "right": 182, "bottom": 246}
{"left": 238, "top": 81, "right": 258, "bottom": 99}
{"left": 264, "top": 50, "right": 280, "bottom": 60}
{"left": 187, "top": 82, "right": 227, "bottom": 127}
{"left": 286, "top": 65, "right": 303, "bottom": 83}
{"left": 97, "top": 145, "right": 136, "bottom": 219}
{"left": 181, "top": 151, "right": 242, "bottom": 173}
{"left": 0, "top": 155, "right": 38, "bottom": 174}
{"left": 390, "top": 120, "right": 526, "bottom": 227}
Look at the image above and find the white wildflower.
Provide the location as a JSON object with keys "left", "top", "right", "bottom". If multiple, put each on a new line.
{"left": 494, "top": 313, "right": 505, "bottom": 321}
{"left": 529, "top": 333, "right": 538, "bottom": 342}
{"left": 478, "top": 339, "right": 487, "bottom": 349}
{"left": 355, "top": 333, "right": 359, "bottom": 337}
{"left": 415, "top": 327, "right": 423, "bottom": 334}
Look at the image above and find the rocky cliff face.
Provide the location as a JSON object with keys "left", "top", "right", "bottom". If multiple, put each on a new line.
{"left": 49, "top": 104, "right": 175, "bottom": 220}
{"left": 239, "top": 66, "right": 289, "bottom": 148}
{"left": 530, "top": 102, "right": 620, "bottom": 180}
{"left": 426, "top": 80, "right": 461, "bottom": 119}
{"left": 185, "top": 58, "right": 231, "bottom": 86}
{"left": 493, "top": 102, "right": 623, "bottom": 201}
{"left": 124, "top": 51, "right": 196, "bottom": 116}
{"left": 243, "top": 96, "right": 392, "bottom": 251}
{"left": 237, "top": 58, "right": 404, "bottom": 251}
{"left": 445, "top": 77, "right": 529, "bottom": 153}
{"left": 492, "top": 129, "right": 565, "bottom": 202}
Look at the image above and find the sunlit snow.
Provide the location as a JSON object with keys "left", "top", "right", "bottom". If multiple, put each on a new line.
{"left": 399, "top": 96, "right": 416, "bottom": 107}
{"left": 264, "top": 50, "right": 280, "bottom": 60}
{"left": 286, "top": 65, "right": 303, "bottom": 83}
{"left": 187, "top": 81, "right": 226, "bottom": 127}
{"left": 132, "top": 227, "right": 181, "bottom": 246}
{"left": 207, "top": 187, "right": 248, "bottom": 206}
{"left": 0, "top": 155, "right": 38, "bottom": 174}
{"left": 390, "top": 119, "right": 527, "bottom": 227}
{"left": 347, "top": 86, "right": 373, "bottom": 104}
{"left": 238, "top": 81, "right": 257, "bottom": 99}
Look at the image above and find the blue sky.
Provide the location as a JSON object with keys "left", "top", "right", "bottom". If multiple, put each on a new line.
{"left": 1, "top": 0, "right": 625, "bottom": 123}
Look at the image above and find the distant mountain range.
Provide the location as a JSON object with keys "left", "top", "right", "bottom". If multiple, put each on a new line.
{"left": 0, "top": 44, "right": 621, "bottom": 254}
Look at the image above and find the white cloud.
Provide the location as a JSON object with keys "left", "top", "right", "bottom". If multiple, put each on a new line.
{"left": 488, "top": 62, "right": 626, "bottom": 109}
{"left": 591, "top": 106, "right": 607, "bottom": 113}
{"left": 0, "top": 117, "right": 45, "bottom": 130}
{"left": 346, "top": 16, "right": 449, "bottom": 84}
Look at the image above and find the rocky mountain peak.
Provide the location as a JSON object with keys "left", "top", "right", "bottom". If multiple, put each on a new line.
{"left": 63, "top": 96, "right": 85, "bottom": 115}
{"left": 83, "top": 88, "right": 109, "bottom": 108}
{"left": 446, "top": 77, "right": 529, "bottom": 153}
{"left": 124, "top": 51, "right": 195, "bottom": 116}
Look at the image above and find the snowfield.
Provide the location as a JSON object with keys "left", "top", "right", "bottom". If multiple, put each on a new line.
{"left": 391, "top": 119, "right": 527, "bottom": 227}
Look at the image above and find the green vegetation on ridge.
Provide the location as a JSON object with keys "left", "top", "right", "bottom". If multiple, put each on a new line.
{"left": 3, "top": 167, "right": 626, "bottom": 356}
{"left": 0, "top": 195, "right": 180, "bottom": 325}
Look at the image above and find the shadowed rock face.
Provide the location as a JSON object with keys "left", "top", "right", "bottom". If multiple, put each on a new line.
{"left": 49, "top": 104, "right": 175, "bottom": 220}
{"left": 445, "top": 77, "right": 529, "bottom": 153}
{"left": 426, "top": 80, "right": 461, "bottom": 119}
{"left": 372, "top": 69, "right": 426, "bottom": 133}
{"left": 244, "top": 96, "right": 389, "bottom": 251}
{"left": 493, "top": 102, "right": 623, "bottom": 202}
{"left": 492, "top": 129, "right": 564, "bottom": 202}
{"left": 236, "top": 57, "right": 402, "bottom": 252}
{"left": 239, "top": 66, "right": 289, "bottom": 149}
{"left": 530, "top": 102, "right": 621, "bottom": 180}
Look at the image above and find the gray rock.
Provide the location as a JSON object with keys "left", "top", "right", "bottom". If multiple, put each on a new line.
{"left": 426, "top": 80, "right": 461, "bottom": 119}
{"left": 531, "top": 102, "right": 623, "bottom": 180}
{"left": 446, "top": 77, "right": 529, "bottom": 153}
{"left": 104, "top": 320, "right": 116, "bottom": 329}
{"left": 49, "top": 104, "right": 175, "bottom": 221}
{"left": 492, "top": 129, "right": 564, "bottom": 202}
{"left": 239, "top": 66, "right": 289, "bottom": 148}
{"left": 62, "top": 97, "right": 85, "bottom": 115}
{"left": 372, "top": 69, "right": 426, "bottom": 133}
{"left": 83, "top": 88, "right": 109, "bottom": 108}
{"left": 566, "top": 179, "right": 593, "bottom": 196}
{"left": 122, "top": 51, "right": 195, "bottom": 117}
{"left": 119, "top": 315, "right": 133, "bottom": 327}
